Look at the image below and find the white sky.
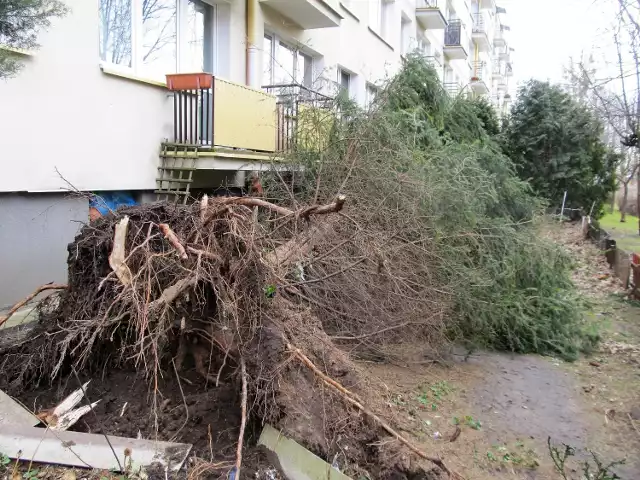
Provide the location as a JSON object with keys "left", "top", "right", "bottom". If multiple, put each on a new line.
{"left": 502, "top": 0, "right": 618, "bottom": 88}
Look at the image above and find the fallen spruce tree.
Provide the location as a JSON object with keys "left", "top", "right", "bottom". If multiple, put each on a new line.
{"left": 0, "top": 196, "right": 456, "bottom": 479}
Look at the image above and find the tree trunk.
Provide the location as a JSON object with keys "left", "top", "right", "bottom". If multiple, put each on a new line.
{"left": 621, "top": 184, "right": 628, "bottom": 222}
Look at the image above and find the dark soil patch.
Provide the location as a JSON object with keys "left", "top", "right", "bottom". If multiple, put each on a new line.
{"left": 15, "top": 368, "right": 273, "bottom": 476}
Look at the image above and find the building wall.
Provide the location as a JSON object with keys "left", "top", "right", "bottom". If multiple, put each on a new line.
{"left": 0, "top": 0, "right": 511, "bottom": 195}
{"left": 0, "top": 193, "right": 87, "bottom": 307}
{"left": 0, "top": 0, "right": 172, "bottom": 193}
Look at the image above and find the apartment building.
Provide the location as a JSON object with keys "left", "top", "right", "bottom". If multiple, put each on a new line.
{"left": 0, "top": 0, "right": 513, "bottom": 305}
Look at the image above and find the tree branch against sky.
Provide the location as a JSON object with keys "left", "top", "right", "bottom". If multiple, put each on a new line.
{"left": 0, "top": 0, "right": 68, "bottom": 78}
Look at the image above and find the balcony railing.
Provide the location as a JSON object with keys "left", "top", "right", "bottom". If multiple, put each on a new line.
{"left": 444, "top": 82, "right": 462, "bottom": 97}
{"left": 472, "top": 61, "right": 487, "bottom": 81}
{"left": 445, "top": 20, "right": 463, "bottom": 46}
{"left": 472, "top": 13, "right": 485, "bottom": 33}
{"left": 262, "top": 83, "right": 334, "bottom": 153}
{"left": 166, "top": 73, "right": 277, "bottom": 152}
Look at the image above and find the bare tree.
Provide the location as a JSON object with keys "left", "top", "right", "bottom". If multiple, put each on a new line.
{"left": 566, "top": 0, "right": 640, "bottom": 231}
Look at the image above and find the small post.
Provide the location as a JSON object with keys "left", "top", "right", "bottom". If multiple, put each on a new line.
{"left": 559, "top": 191, "right": 567, "bottom": 221}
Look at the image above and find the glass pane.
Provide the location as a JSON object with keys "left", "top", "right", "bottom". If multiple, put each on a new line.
{"left": 340, "top": 71, "right": 349, "bottom": 91}
{"left": 183, "top": 0, "right": 209, "bottom": 72}
{"left": 141, "top": 0, "right": 177, "bottom": 79}
{"left": 274, "top": 43, "right": 295, "bottom": 84}
{"left": 263, "top": 35, "right": 273, "bottom": 86}
{"left": 99, "top": 0, "right": 132, "bottom": 66}
{"left": 296, "top": 52, "right": 312, "bottom": 87}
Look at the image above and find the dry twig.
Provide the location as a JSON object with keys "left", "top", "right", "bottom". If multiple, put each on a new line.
{"left": 0, "top": 283, "right": 67, "bottom": 328}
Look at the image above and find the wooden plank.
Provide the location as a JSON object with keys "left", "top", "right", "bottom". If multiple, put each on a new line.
{"left": 0, "top": 424, "right": 191, "bottom": 472}
{"left": 258, "top": 424, "right": 352, "bottom": 480}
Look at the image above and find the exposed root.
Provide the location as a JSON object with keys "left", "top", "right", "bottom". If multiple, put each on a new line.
{"left": 0, "top": 283, "right": 67, "bottom": 328}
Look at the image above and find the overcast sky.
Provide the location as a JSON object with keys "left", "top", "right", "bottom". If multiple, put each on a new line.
{"left": 502, "top": 0, "right": 618, "bottom": 88}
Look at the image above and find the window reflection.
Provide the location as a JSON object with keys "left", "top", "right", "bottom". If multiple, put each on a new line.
{"left": 99, "top": 0, "right": 132, "bottom": 66}
{"left": 141, "top": 0, "right": 177, "bottom": 78}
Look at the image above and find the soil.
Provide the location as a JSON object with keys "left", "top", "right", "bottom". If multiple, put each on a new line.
{"left": 11, "top": 365, "right": 276, "bottom": 478}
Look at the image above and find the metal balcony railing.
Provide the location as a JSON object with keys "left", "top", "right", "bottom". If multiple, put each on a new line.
{"left": 444, "top": 82, "right": 461, "bottom": 97}
{"left": 471, "top": 61, "right": 487, "bottom": 81}
{"left": 445, "top": 20, "right": 463, "bottom": 46}
{"left": 472, "top": 13, "right": 485, "bottom": 33}
{"left": 262, "top": 83, "right": 334, "bottom": 153}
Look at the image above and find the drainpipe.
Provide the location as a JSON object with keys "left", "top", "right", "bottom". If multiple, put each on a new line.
{"left": 246, "top": 0, "right": 261, "bottom": 88}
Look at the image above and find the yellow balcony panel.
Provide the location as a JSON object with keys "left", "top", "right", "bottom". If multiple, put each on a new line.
{"left": 213, "top": 78, "right": 277, "bottom": 152}
{"left": 259, "top": 0, "right": 342, "bottom": 29}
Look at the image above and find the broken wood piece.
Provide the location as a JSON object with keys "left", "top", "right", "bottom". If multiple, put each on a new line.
{"left": 108, "top": 216, "right": 132, "bottom": 286}
{"left": 52, "top": 381, "right": 91, "bottom": 419}
{"left": 159, "top": 223, "right": 188, "bottom": 260}
{"left": 36, "top": 381, "right": 99, "bottom": 431}
{"left": 52, "top": 401, "right": 100, "bottom": 431}
{"left": 0, "top": 424, "right": 192, "bottom": 472}
{"left": 0, "top": 283, "right": 67, "bottom": 329}
{"left": 200, "top": 194, "right": 209, "bottom": 223}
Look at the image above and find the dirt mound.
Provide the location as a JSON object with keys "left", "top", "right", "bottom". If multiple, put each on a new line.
{"left": 0, "top": 198, "right": 455, "bottom": 479}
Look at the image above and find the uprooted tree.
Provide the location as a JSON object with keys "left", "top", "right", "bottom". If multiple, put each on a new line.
{"left": 0, "top": 55, "right": 598, "bottom": 478}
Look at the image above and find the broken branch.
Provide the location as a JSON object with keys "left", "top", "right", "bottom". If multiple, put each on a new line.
{"left": 287, "top": 343, "right": 454, "bottom": 477}
{"left": 0, "top": 283, "right": 67, "bottom": 328}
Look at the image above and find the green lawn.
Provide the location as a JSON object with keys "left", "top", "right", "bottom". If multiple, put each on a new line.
{"left": 599, "top": 209, "right": 640, "bottom": 252}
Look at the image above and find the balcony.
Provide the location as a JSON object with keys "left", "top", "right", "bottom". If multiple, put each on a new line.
{"left": 470, "top": 61, "right": 489, "bottom": 95}
{"left": 262, "top": 84, "right": 334, "bottom": 153}
{"left": 415, "top": 0, "right": 447, "bottom": 30}
{"left": 494, "top": 28, "right": 506, "bottom": 47}
{"left": 444, "top": 82, "right": 462, "bottom": 97}
{"left": 444, "top": 21, "right": 468, "bottom": 60}
{"left": 505, "top": 62, "right": 513, "bottom": 77}
{"left": 166, "top": 73, "right": 277, "bottom": 152}
{"left": 471, "top": 14, "right": 491, "bottom": 52}
{"left": 259, "top": 0, "right": 342, "bottom": 29}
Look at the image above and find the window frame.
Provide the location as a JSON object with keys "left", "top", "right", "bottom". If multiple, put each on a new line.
{"left": 262, "top": 33, "right": 314, "bottom": 87}
{"left": 99, "top": 0, "right": 217, "bottom": 82}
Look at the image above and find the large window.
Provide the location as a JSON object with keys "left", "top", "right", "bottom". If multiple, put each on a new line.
{"left": 369, "top": 0, "right": 391, "bottom": 39}
{"left": 99, "top": 0, "right": 214, "bottom": 81}
{"left": 262, "top": 34, "right": 313, "bottom": 87}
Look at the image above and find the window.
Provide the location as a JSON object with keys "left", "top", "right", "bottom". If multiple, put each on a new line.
{"left": 338, "top": 68, "right": 351, "bottom": 94}
{"left": 400, "top": 18, "right": 411, "bottom": 55}
{"left": 365, "top": 83, "right": 378, "bottom": 108}
{"left": 262, "top": 34, "right": 313, "bottom": 87}
{"left": 99, "top": 0, "right": 214, "bottom": 81}
{"left": 369, "top": 0, "right": 391, "bottom": 39}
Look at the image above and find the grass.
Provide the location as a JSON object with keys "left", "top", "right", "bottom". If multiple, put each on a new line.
{"left": 599, "top": 209, "right": 640, "bottom": 252}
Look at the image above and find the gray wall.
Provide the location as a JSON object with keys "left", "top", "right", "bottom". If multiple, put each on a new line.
{"left": 0, "top": 193, "right": 88, "bottom": 308}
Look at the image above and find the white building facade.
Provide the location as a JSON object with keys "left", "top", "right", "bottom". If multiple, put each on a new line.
{"left": 0, "top": 0, "right": 513, "bottom": 305}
